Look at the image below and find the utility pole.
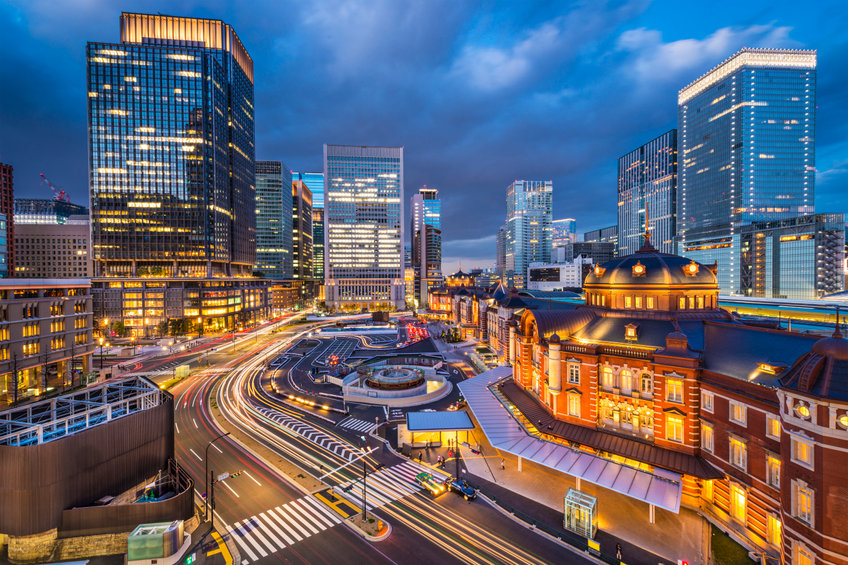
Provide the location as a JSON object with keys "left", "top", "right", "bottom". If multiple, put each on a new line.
{"left": 204, "top": 431, "right": 230, "bottom": 520}
{"left": 210, "top": 469, "right": 215, "bottom": 529}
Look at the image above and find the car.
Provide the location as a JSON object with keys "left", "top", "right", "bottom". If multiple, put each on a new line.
{"left": 414, "top": 472, "right": 446, "bottom": 495}
{"left": 443, "top": 476, "right": 476, "bottom": 500}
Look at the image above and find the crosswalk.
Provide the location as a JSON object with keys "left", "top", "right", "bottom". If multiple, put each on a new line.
{"left": 226, "top": 495, "right": 343, "bottom": 563}
{"left": 336, "top": 460, "right": 449, "bottom": 510}
{"left": 337, "top": 417, "right": 376, "bottom": 434}
{"left": 388, "top": 408, "right": 404, "bottom": 422}
{"left": 256, "top": 406, "right": 360, "bottom": 461}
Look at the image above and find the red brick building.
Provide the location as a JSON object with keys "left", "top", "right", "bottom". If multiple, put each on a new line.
{"left": 509, "top": 237, "right": 848, "bottom": 564}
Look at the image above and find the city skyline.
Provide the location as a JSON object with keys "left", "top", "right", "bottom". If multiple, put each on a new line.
{"left": 2, "top": 1, "right": 847, "bottom": 273}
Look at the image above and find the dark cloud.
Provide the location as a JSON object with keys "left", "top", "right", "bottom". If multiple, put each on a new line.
{"left": 1, "top": 0, "right": 846, "bottom": 269}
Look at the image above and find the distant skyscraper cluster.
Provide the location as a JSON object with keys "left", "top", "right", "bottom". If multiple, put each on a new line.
{"left": 503, "top": 180, "right": 553, "bottom": 289}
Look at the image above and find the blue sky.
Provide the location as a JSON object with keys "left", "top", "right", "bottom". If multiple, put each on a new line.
{"left": 1, "top": 0, "right": 846, "bottom": 274}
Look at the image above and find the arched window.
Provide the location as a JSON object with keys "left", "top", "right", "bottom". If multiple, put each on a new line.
{"left": 602, "top": 367, "right": 614, "bottom": 389}
{"left": 641, "top": 372, "right": 653, "bottom": 395}
{"left": 620, "top": 369, "right": 633, "bottom": 395}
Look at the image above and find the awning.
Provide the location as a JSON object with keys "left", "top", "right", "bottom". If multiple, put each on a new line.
{"left": 458, "top": 367, "right": 683, "bottom": 513}
{"left": 406, "top": 410, "right": 474, "bottom": 432}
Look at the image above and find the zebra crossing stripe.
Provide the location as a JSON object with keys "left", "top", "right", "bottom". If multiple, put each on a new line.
{"left": 230, "top": 521, "right": 265, "bottom": 559}
{"left": 301, "top": 495, "right": 341, "bottom": 528}
{"left": 258, "top": 511, "right": 294, "bottom": 546}
{"left": 286, "top": 499, "right": 323, "bottom": 535}
{"left": 244, "top": 517, "right": 278, "bottom": 554}
{"left": 275, "top": 502, "right": 316, "bottom": 538}
{"left": 264, "top": 508, "right": 303, "bottom": 543}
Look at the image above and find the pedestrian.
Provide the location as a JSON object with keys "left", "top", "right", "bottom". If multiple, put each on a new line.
{"left": 417, "top": 452, "right": 422, "bottom": 462}
{"left": 500, "top": 458, "right": 505, "bottom": 470}
{"left": 616, "top": 543, "right": 622, "bottom": 561}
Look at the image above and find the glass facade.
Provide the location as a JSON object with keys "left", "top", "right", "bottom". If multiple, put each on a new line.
{"left": 677, "top": 49, "right": 816, "bottom": 293}
{"left": 87, "top": 12, "right": 256, "bottom": 279}
{"left": 292, "top": 180, "right": 313, "bottom": 279}
{"left": 255, "top": 161, "right": 292, "bottom": 279}
{"left": 505, "top": 180, "right": 552, "bottom": 289}
{"left": 552, "top": 218, "right": 577, "bottom": 248}
{"left": 323, "top": 145, "right": 404, "bottom": 310}
{"left": 740, "top": 213, "right": 844, "bottom": 299}
{"left": 411, "top": 187, "right": 442, "bottom": 305}
{"left": 294, "top": 172, "right": 325, "bottom": 280}
{"left": 0, "top": 214, "right": 7, "bottom": 278}
{"left": 14, "top": 199, "right": 88, "bottom": 225}
{"left": 0, "top": 164, "right": 14, "bottom": 275}
{"left": 617, "top": 130, "right": 677, "bottom": 255}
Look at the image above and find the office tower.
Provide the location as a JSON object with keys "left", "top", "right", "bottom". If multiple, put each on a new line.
{"left": 739, "top": 213, "right": 844, "bottom": 299}
{"left": 410, "top": 186, "right": 442, "bottom": 306}
{"left": 505, "top": 180, "right": 552, "bottom": 288}
{"left": 0, "top": 164, "right": 14, "bottom": 277}
{"left": 677, "top": 48, "right": 816, "bottom": 292}
{"left": 552, "top": 218, "right": 577, "bottom": 248}
{"left": 584, "top": 225, "right": 618, "bottom": 246}
{"left": 554, "top": 241, "right": 616, "bottom": 266}
{"left": 292, "top": 180, "right": 313, "bottom": 279}
{"left": 255, "top": 161, "right": 292, "bottom": 279}
{"left": 14, "top": 199, "right": 88, "bottom": 224}
{"left": 496, "top": 225, "right": 507, "bottom": 282}
{"left": 87, "top": 13, "right": 269, "bottom": 335}
{"left": 15, "top": 215, "right": 92, "bottom": 278}
{"left": 324, "top": 145, "right": 404, "bottom": 310}
{"left": 293, "top": 172, "right": 325, "bottom": 280}
{"left": 618, "top": 130, "right": 677, "bottom": 255}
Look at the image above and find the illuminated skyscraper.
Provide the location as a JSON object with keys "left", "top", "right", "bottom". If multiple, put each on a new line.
{"left": 618, "top": 130, "right": 677, "bottom": 255}
{"left": 292, "top": 179, "right": 313, "bottom": 279}
{"left": 255, "top": 161, "right": 292, "bottom": 279}
{"left": 86, "top": 13, "right": 268, "bottom": 335}
{"left": 677, "top": 48, "right": 816, "bottom": 292}
{"left": 293, "top": 172, "right": 325, "bottom": 281}
{"left": 323, "top": 145, "right": 404, "bottom": 310}
{"left": 0, "top": 164, "right": 13, "bottom": 277}
{"left": 552, "top": 218, "right": 577, "bottom": 248}
{"left": 410, "top": 187, "right": 441, "bottom": 305}
{"left": 505, "top": 180, "right": 552, "bottom": 289}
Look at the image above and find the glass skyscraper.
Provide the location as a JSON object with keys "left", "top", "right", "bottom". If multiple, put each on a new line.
{"left": 505, "top": 180, "right": 552, "bottom": 289}
{"left": 552, "top": 218, "right": 577, "bottom": 248}
{"left": 294, "top": 172, "right": 325, "bottom": 281}
{"left": 292, "top": 179, "right": 313, "bottom": 279}
{"left": 677, "top": 48, "right": 816, "bottom": 293}
{"left": 255, "top": 161, "right": 293, "bottom": 279}
{"left": 86, "top": 13, "right": 269, "bottom": 335}
{"left": 618, "top": 130, "right": 677, "bottom": 255}
{"left": 410, "top": 187, "right": 442, "bottom": 306}
{"left": 323, "top": 145, "right": 404, "bottom": 310}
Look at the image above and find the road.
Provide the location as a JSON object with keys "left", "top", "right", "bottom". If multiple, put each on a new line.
{"left": 168, "top": 316, "right": 595, "bottom": 564}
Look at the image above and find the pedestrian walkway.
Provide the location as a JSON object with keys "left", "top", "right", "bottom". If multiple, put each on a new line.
{"left": 224, "top": 495, "right": 343, "bottom": 564}
{"left": 256, "top": 406, "right": 360, "bottom": 461}
{"left": 337, "top": 416, "right": 376, "bottom": 434}
{"left": 335, "top": 460, "right": 449, "bottom": 510}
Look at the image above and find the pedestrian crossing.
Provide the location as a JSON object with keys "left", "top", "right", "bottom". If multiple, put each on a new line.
{"left": 225, "top": 494, "right": 343, "bottom": 563}
{"left": 337, "top": 416, "right": 376, "bottom": 434}
{"left": 388, "top": 408, "right": 404, "bottom": 422}
{"left": 335, "top": 460, "right": 449, "bottom": 510}
{"left": 256, "top": 406, "right": 360, "bottom": 461}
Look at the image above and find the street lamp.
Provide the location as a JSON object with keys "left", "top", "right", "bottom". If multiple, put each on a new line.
{"left": 361, "top": 436, "right": 368, "bottom": 522}
{"left": 204, "top": 431, "right": 230, "bottom": 521}
{"left": 99, "top": 337, "right": 104, "bottom": 370}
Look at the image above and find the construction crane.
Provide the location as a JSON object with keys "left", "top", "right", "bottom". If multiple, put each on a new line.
{"left": 39, "top": 173, "right": 70, "bottom": 202}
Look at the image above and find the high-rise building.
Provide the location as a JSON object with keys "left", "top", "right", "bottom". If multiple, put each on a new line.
{"left": 740, "top": 213, "right": 844, "bottom": 299}
{"left": 323, "top": 145, "right": 404, "bottom": 310}
{"left": 496, "top": 225, "right": 507, "bottom": 282}
{"left": 255, "top": 161, "right": 293, "bottom": 280}
{"left": 86, "top": 13, "right": 268, "bottom": 335}
{"left": 618, "top": 130, "right": 677, "bottom": 255}
{"left": 292, "top": 179, "right": 313, "bottom": 279}
{"left": 0, "top": 164, "right": 15, "bottom": 277}
{"left": 554, "top": 241, "right": 616, "bottom": 266}
{"left": 14, "top": 215, "right": 92, "bottom": 278}
{"left": 505, "top": 180, "right": 552, "bottom": 288}
{"left": 410, "top": 186, "right": 442, "bottom": 306}
{"left": 294, "top": 172, "right": 325, "bottom": 281}
{"left": 14, "top": 199, "right": 88, "bottom": 225}
{"left": 584, "top": 225, "right": 618, "bottom": 247}
{"left": 552, "top": 218, "right": 577, "bottom": 247}
{"left": 677, "top": 48, "right": 817, "bottom": 293}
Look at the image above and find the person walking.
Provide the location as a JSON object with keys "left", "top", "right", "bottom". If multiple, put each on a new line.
{"left": 616, "top": 543, "right": 622, "bottom": 561}
{"left": 500, "top": 458, "right": 505, "bottom": 470}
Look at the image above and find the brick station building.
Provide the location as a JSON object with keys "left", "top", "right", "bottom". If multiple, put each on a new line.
{"left": 508, "top": 234, "right": 848, "bottom": 565}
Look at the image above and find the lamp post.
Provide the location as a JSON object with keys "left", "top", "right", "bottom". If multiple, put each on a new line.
{"left": 361, "top": 436, "right": 368, "bottom": 522}
{"left": 99, "top": 337, "right": 104, "bottom": 370}
{"left": 204, "top": 431, "right": 230, "bottom": 521}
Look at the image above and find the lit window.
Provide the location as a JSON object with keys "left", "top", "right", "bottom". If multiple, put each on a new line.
{"left": 793, "top": 543, "right": 813, "bottom": 565}
{"left": 697, "top": 296, "right": 704, "bottom": 308}
{"left": 702, "top": 479, "right": 713, "bottom": 502}
{"left": 679, "top": 296, "right": 686, "bottom": 309}
{"left": 794, "top": 481, "right": 814, "bottom": 526}
{"left": 568, "top": 393, "right": 581, "bottom": 418}
{"left": 567, "top": 363, "right": 580, "bottom": 385}
{"left": 729, "top": 436, "right": 747, "bottom": 470}
{"left": 666, "top": 377, "right": 683, "bottom": 403}
{"left": 624, "top": 296, "right": 632, "bottom": 308}
{"left": 702, "top": 391, "right": 714, "bottom": 413}
{"left": 729, "top": 401, "right": 747, "bottom": 426}
{"left": 767, "top": 514, "right": 781, "bottom": 547}
{"left": 791, "top": 437, "right": 813, "bottom": 469}
{"left": 640, "top": 373, "right": 652, "bottom": 395}
{"left": 602, "top": 367, "right": 613, "bottom": 389}
{"left": 701, "top": 421, "right": 714, "bottom": 453}
{"left": 646, "top": 296, "right": 654, "bottom": 309}
{"left": 766, "top": 414, "right": 780, "bottom": 439}
{"left": 766, "top": 453, "right": 780, "bottom": 488}
{"left": 666, "top": 415, "right": 684, "bottom": 443}
{"left": 730, "top": 484, "right": 747, "bottom": 524}
{"left": 635, "top": 296, "right": 642, "bottom": 309}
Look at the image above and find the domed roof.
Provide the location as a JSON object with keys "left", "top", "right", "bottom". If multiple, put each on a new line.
{"left": 811, "top": 336, "right": 848, "bottom": 360}
{"left": 583, "top": 248, "right": 717, "bottom": 288}
{"left": 780, "top": 327, "right": 848, "bottom": 400}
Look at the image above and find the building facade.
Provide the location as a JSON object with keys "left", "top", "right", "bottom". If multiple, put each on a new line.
{"left": 411, "top": 187, "right": 442, "bottom": 306}
{"left": 618, "top": 130, "right": 677, "bottom": 255}
{"left": 294, "top": 172, "right": 325, "bottom": 281}
{"left": 553, "top": 241, "right": 616, "bottom": 265}
{"left": 677, "top": 48, "right": 817, "bottom": 294}
{"left": 14, "top": 217, "right": 92, "bottom": 278}
{"left": 553, "top": 218, "right": 577, "bottom": 247}
{"left": 527, "top": 258, "right": 593, "bottom": 291}
{"left": 496, "top": 224, "right": 507, "bottom": 282}
{"left": 255, "top": 161, "right": 293, "bottom": 279}
{"left": 505, "top": 180, "right": 553, "bottom": 289}
{"left": 14, "top": 199, "right": 88, "bottom": 225}
{"left": 292, "top": 179, "right": 313, "bottom": 279}
{"left": 584, "top": 225, "right": 619, "bottom": 248}
{"left": 323, "top": 145, "right": 404, "bottom": 310}
{"left": 0, "top": 279, "right": 94, "bottom": 407}
{"left": 0, "top": 164, "right": 14, "bottom": 277}
{"left": 740, "top": 213, "right": 844, "bottom": 299}
{"left": 87, "top": 13, "right": 267, "bottom": 335}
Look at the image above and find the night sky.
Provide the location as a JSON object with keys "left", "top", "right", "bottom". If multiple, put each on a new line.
{"left": 1, "top": 0, "right": 847, "bottom": 274}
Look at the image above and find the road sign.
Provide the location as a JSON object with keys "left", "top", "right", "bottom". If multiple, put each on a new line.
{"left": 217, "top": 472, "right": 230, "bottom": 482}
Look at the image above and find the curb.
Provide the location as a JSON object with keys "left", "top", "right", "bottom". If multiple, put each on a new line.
{"left": 476, "top": 492, "right": 606, "bottom": 565}
{"left": 343, "top": 515, "right": 392, "bottom": 542}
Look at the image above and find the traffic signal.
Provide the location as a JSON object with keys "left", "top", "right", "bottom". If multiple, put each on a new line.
{"left": 677, "top": 560, "right": 689, "bottom": 565}
{"left": 230, "top": 471, "right": 242, "bottom": 478}
{"left": 185, "top": 553, "right": 196, "bottom": 564}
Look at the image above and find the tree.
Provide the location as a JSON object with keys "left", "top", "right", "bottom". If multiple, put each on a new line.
{"left": 111, "top": 321, "right": 129, "bottom": 338}
{"left": 156, "top": 320, "right": 169, "bottom": 337}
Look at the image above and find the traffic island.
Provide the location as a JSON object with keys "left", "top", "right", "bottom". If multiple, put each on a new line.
{"left": 346, "top": 513, "right": 391, "bottom": 542}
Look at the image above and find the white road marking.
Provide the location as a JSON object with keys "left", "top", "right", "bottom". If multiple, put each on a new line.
{"left": 213, "top": 442, "right": 223, "bottom": 454}
{"left": 190, "top": 448, "right": 202, "bottom": 461}
{"left": 221, "top": 479, "right": 240, "bottom": 498}
{"left": 193, "top": 418, "right": 198, "bottom": 429}
{"left": 245, "top": 470, "right": 262, "bottom": 486}
{"left": 175, "top": 422, "right": 180, "bottom": 434}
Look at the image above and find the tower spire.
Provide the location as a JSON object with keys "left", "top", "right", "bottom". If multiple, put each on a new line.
{"left": 638, "top": 201, "right": 656, "bottom": 253}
